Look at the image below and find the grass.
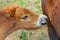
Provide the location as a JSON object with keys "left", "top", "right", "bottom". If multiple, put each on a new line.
{"left": 19, "top": 30, "right": 44, "bottom": 40}
{"left": 38, "top": 32, "right": 44, "bottom": 40}
{"left": 19, "top": 30, "right": 29, "bottom": 40}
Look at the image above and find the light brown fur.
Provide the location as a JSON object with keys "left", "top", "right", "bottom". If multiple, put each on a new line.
{"left": 0, "top": 5, "right": 40, "bottom": 40}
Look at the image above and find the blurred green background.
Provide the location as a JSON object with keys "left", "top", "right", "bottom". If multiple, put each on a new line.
{"left": 0, "top": 0, "right": 43, "bottom": 14}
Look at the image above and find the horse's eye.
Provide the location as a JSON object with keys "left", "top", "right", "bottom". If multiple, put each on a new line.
{"left": 22, "top": 16, "right": 28, "bottom": 19}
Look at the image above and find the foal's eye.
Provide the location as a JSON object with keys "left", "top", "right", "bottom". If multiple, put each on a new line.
{"left": 22, "top": 16, "right": 28, "bottom": 19}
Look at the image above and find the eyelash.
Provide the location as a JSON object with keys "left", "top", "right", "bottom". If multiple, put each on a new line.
{"left": 22, "top": 16, "right": 28, "bottom": 19}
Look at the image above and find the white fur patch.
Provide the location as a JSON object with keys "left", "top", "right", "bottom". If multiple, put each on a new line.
{"left": 36, "top": 15, "right": 48, "bottom": 27}
{"left": 36, "top": 15, "right": 42, "bottom": 26}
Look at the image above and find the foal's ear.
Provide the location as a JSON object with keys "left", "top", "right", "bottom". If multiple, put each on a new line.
{"left": 4, "top": 4, "right": 19, "bottom": 19}
{"left": 6, "top": 4, "right": 18, "bottom": 13}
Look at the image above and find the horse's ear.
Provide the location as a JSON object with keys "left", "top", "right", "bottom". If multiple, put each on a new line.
{"left": 6, "top": 4, "right": 18, "bottom": 13}
{"left": 3, "top": 4, "right": 19, "bottom": 19}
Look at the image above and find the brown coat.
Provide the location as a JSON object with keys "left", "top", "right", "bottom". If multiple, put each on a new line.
{"left": 0, "top": 5, "right": 41, "bottom": 40}
{"left": 42, "top": 0, "right": 60, "bottom": 40}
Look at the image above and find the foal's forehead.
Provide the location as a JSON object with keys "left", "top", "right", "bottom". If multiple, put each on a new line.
{"left": 16, "top": 7, "right": 38, "bottom": 15}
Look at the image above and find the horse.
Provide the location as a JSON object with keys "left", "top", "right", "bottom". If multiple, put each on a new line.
{"left": 0, "top": 5, "right": 47, "bottom": 40}
{"left": 42, "top": 0, "right": 60, "bottom": 40}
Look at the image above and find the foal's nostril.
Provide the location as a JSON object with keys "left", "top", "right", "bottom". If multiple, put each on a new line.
{"left": 39, "top": 15, "right": 48, "bottom": 25}
{"left": 41, "top": 22, "right": 47, "bottom": 25}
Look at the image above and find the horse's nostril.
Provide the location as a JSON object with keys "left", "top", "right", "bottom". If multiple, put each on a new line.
{"left": 39, "top": 15, "right": 48, "bottom": 25}
{"left": 41, "top": 23, "right": 47, "bottom": 25}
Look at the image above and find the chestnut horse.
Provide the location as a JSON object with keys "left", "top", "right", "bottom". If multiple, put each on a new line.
{"left": 42, "top": 0, "right": 60, "bottom": 40}
{"left": 0, "top": 5, "right": 47, "bottom": 40}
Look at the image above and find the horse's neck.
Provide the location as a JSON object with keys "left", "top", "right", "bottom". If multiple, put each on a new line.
{"left": 0, "top": 15, "right": 17, "bottom": 40}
